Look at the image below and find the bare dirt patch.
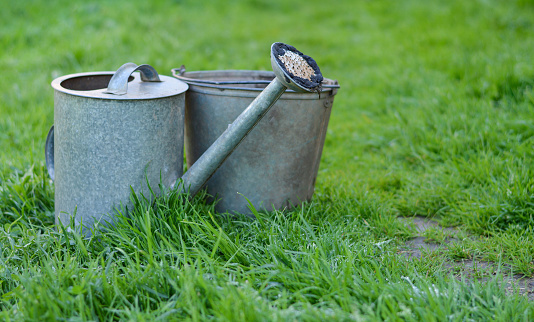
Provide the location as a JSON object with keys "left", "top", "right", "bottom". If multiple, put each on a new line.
{"left": 397, "top": 216, "right": 534, "bottom": 300}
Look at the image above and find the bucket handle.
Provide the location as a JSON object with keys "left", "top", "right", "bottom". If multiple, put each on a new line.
{"left": 105, "top": 63, "right": 161, "bottom": 95}
{"left": 45, "top": 125, "right": 54, "bottom": 181}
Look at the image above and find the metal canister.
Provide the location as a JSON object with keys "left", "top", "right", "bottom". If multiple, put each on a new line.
{"left": 47, "top": 63, "right": 188, "bottom": 234}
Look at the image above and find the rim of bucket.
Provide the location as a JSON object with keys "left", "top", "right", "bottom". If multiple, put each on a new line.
{"left": 171, "top": 69, "right": 339, "bottom": 99}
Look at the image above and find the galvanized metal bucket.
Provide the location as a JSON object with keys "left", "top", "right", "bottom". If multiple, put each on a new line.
{"left": 172, "top": 69, "right": 339, "bottom": 214}
{"left": 47, "top": 63, "right": 188, "bottom": 234}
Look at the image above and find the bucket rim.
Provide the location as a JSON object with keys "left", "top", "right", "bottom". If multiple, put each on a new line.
{"left": 172, "top": 69, "right": 339, "bottom": 96}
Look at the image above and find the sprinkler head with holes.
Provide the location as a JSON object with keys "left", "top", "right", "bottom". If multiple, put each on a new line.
{"left": 271, "top": 42, "right": 324, "bottom": 92}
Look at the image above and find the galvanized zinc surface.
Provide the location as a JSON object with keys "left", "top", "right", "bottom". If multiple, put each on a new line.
{"left": 51, "top": 68, "right": 187, "bottom": 234}
{"left": 181, "top": 70, "right": 338, "bottom": 215}
{"left": 52, "top": 72, "right": 188, "bottom": 100}
{"left": 54, "top": 92, "right": 184, "bottom": 232}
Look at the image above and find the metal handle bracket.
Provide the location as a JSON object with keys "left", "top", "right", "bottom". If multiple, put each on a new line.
{"left": 105, "top": 63, "right": 161, "bottom": 95}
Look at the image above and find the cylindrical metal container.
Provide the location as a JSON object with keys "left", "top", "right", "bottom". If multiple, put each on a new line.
{"left": 173, "top": 69, "right": 338, "bottom": 214}
{"left": 48, "top": 64, "right": 188, "bottom": 234}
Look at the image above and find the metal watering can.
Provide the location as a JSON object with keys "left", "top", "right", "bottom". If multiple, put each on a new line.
{"left": 173, "top": 70, "right": 338, "bottom": 215}
{"left": 46, "top": 42, "right": 324, "bottom": 234}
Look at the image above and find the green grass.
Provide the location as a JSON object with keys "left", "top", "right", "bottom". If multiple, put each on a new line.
{"left": 2, "top": 0, "right": 534, "bottom": 320}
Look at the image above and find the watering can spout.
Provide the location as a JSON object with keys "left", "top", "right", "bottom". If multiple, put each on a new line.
{"left": 175, "top": 42, "right": 324, "bottom": 198}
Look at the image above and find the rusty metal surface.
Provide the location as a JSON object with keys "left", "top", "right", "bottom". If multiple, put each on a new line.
{"left": 180, "top": 70, "right": 338, "bottom": 215}
{"left": 50, "top": 65, "right": 187, "bottom": 234}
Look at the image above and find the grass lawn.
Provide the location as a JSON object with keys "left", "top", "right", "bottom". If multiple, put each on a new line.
{"left": 1, "top": 0, "right": 534, "bottom": 320}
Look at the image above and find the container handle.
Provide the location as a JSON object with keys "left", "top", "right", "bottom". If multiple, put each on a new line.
{"left": 105, "top": 63, "right": 161, "bottom": 95}
{"left": 45, "top": 125, "right": 55, "bottom": 181}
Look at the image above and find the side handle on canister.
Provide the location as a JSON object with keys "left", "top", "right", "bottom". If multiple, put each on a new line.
{"left": 104, "top": 63, "right": 161, "bottom": 95}
{"left": 45, "top": 125, "right": 54, "bottom": 181}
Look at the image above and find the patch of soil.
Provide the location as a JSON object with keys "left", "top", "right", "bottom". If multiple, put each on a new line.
{"left": 397, "top": 216, "right": 534, "bottom": 300}
{"left": 400, "top": 237, "right": 442, "bottom": 258}
{"left": 397, "top": 216, "right": 458, "bottom": 259}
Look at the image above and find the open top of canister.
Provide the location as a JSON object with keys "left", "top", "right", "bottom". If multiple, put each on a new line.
{"left": 51, "top": 63, "right": 188, "bottom": 100}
